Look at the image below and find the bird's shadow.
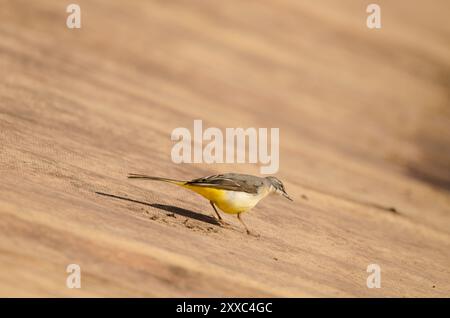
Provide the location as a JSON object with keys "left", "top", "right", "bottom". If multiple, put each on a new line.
{"left": 95, "top": 191, "right": 221, "bottom": 226}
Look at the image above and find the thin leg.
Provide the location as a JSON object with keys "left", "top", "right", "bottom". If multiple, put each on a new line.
{"left": 210, "top": 201, "right": 222, "bottom": 220}
{"left": 237, "top": 213, "right": 251, "bottom": 235}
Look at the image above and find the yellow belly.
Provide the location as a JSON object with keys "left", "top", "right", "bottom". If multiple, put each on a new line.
{"left": 183, "top": 184, "right": 226, "bottom": 202}
{"left": 183, "top": 184, "right": 264, "bottom": 214}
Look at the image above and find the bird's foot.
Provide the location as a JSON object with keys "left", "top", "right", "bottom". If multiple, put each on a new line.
{"left": 246, "top": 230, "right": 260, "bottom": 238}
{"left": 218, "top": 219, "right": 231, "bottom": 227}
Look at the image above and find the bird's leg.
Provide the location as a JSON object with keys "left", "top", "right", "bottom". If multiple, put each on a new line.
{"left": 209, "top": 201, "right": 230, "bottom": 226}
{"left": 209, "top": 201, "right": 222, "bottom": 220}
{"left": 237, "top": 213, "right": 256, "bottom": 236}
{"left": 210, "top": 201, "right": 230, "bottom": 227}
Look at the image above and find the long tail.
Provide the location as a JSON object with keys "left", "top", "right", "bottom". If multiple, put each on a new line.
{"left": 127, "top": 173, "right": 186, "bottom": 185}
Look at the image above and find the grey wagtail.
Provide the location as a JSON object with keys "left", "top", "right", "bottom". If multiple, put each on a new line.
{"left": 128, "top": 173, "right": 292, "bottom": 235}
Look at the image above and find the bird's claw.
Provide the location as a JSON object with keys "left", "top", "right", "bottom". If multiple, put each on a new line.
{"left": 218, "top": 219, "right": 230, "bottom": 227}
{"left": 246, "top": 230, "right": 260, "bottom": 238}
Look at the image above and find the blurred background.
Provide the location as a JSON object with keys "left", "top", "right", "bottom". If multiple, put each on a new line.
{"left": 0, "top": 0, "right": 449, "bottom": 296}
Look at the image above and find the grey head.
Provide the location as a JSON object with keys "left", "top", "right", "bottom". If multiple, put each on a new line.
{"left": 265, "top": 176, "right": 293, "bottom": 201}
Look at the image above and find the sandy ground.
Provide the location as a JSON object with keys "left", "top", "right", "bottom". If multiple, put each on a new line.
{"left": 0, "top": 0, "right": 449, "bottom": 297}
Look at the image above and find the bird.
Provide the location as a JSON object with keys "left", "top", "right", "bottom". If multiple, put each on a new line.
{"left": 127, "top": 173, "right": 292, "bottom": 235}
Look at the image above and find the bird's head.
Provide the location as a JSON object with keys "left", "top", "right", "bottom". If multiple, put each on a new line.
{"left": 265, "top": 176, "right": 293, "bottom": 201}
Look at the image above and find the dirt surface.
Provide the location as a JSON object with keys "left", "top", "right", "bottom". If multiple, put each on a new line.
{"left": 1, "top": 0, "right": 449, "bottom": 297}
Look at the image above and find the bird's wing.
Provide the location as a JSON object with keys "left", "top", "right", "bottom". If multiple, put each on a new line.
{"left": 186, "top": 174, "right": 262, "bottom": 194}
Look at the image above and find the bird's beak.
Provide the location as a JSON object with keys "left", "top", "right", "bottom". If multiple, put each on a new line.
{"left": 283, "top": 191, "right": 293, "bottom": 201}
